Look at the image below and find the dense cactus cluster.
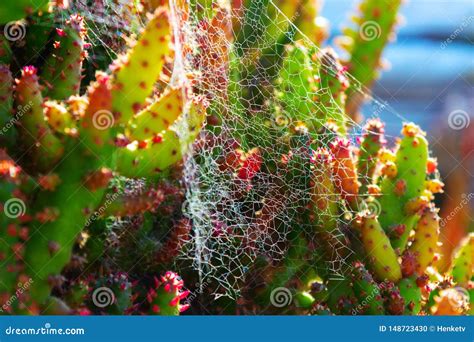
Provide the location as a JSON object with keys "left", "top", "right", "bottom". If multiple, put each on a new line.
{"left": 0, "top": 0, "right": 472, "bottom": 316}
{"left": 0, "top": 0, "right": 201, "bottom": 315}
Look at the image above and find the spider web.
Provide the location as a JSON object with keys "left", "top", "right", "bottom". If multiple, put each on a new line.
{"left": 65, "top": 0, "right": 404, "bottom": 300}
{"left": 166, "top": 0, "right": 396, "bottom": 299}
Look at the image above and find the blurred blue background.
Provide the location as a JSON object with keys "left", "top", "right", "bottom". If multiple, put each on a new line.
{"left": 322, "top": 0, "right": 473, "bottom": 136}
{"left": 322, "top": 0, "right": 473, "bottom": 199}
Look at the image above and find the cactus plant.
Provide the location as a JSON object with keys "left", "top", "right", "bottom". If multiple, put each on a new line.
{"left": 145, "top": 271, "right": 190, "bottom": 315}
{"left": 338, "top": 0, "right": 403, "bottom": 119}
{"left": 0, "top": 3, "right": 204, "bottom": 313}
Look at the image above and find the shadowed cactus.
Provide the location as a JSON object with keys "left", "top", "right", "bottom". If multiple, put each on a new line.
{"left": 0, "top": 3, "right": 204, "bottom": 314}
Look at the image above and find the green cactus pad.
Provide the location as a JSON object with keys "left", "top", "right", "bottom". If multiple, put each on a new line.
{"left": 24, "top": 142, "right": 110, "bottom": 302}
{"left": 23, "top": 12, "right": 55, "bottom": 65}
{"left": 358, "top": 119, "right": 385, "bottom": 193}
{"left": 379, "top": 123, "right": 429, "bottom": 249}
{"left": 341, "top": 0, "right": 402, "bottom": 116}
{"left": 277, "top": 42, "right": 319, "bottom": 129}
{"left": 351, "top": 261, "right": 385, "bottom": 315}
{"left": 359, "top": 214, "right": 401, "bottom": 282}
{"left": 41, "top": 15, "right": 87, "bottom": 100}
{"left": 145, "top": 271, "right": 189, "bottom": 315}
{"left": 111, "top": 8, "right": 171, "bottom": 127}
{"left": 14, "top": 66, "right": 64, "bottom": 171}
{"left": 0, "top": 0, "right": 49, "bottom": 24}
{"left": 128, "top": 87, "right": 184, "bottom": 141}
{"left": 407, "top": 207, "right": 440, "bottom": 275}
{"left": 116, "top": 100, "right": 206, "bottom": 177}
{"left": 318, "top": 48, "right": 349, "bottom": 134}
{"left": 326, "top": 278, "right": 356, "bottom": 315}
{"left": 398, "top": 276, "right": 422, "bottom": 315}
{"left": 450, "top": 233, "right": 474, "bottom": 286}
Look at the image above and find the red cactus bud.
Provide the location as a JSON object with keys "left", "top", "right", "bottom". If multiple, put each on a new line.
{"left": 392, "top": 224, "right": 406, "bottom": 237}
{"left": 416, "top": 274, "right": 429, "bottom": 288}
{"left": 401, "top": 123, "right": 424, "bottom": 138}
{"left": 401, "top": 251, "right": 417, "bottom": 277}
{"left": 426, "top": 158, "right": 437, "bottom": 174}
{"left": 21, "top": 65, "right": 38, "bottom": 77}
{"left": 56, "top": 28, "right": 66, "bottom": 37}
{"left": 394, "top": 179, "right": 406, "bottom": 196}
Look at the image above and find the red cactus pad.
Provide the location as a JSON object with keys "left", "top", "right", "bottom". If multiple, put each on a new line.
{"left": 329, "top": 138, "right": 360, "bottom": 209}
